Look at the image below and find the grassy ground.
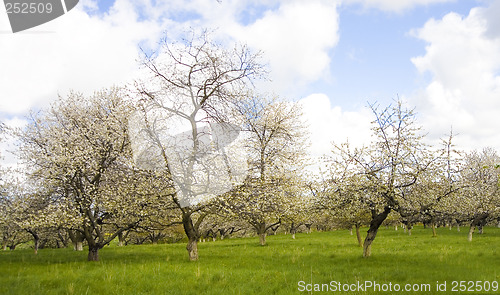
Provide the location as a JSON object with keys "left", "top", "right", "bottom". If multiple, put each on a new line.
{"left": 1, "top": 226, "right": 499, "bottom": 294}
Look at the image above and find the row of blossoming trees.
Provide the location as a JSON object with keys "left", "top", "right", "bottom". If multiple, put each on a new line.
{"left": 1, "top": 32, "right": 499, "bottom": 261}
{"left": 312, "top": 101, "right": 500, "bottom": 257}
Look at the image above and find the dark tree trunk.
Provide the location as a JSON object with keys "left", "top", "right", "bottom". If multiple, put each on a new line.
{"left": 305, "top": 224, "right": 312, "bottom": 234}
{"left": 33, "top": 237, "right": 40, "bottom": 255}
{"left": 468, "top": 213, "right": 489, "bottom": 242}
{"left": 83, "top": 226, "right": 104, "bottom": 261}
{"left": 259, "top": 232, "right": 267, "bottom": 246}
{"left": 27, "top": 230, "right": 40, "bottom": 255}
{"left": 68, "top": 229, "right": 85, "bottom": 251}
{"left": 219, "top": 227, "right": 237, "bottom": 240}
{"left": 269, "top": 223, "right": 280, "bottom": 235}
{"left": 117, "top": 231, "right": 125, "bottom": 247}
{"left": 289, "top": 222, "right": 301, "bottom": 240}
{"left": 363, "top": 206, "right": 391, "bottom": 258}
{"left": 478, "top": 217, "right": 488, "bottom": 234}
{"left": 256, "top": 223, "right": 267, "bottom": 246}
{"left": 88, "top": 245, "right": 99, "bottom": 261}
{"left": 149, "top": 231, "right": 166, "bottom": 244}
{"left": 57, "top": 229, "right": 69, "bottom": 248}
{"left": 38, "top": 238, "right": 47, "bottom": 249}
{"left": 182, "top": 212, "right": 200, "bottom": 261}
{"left": 186, "top": 238, "right": 198, "bottom": 261}
{"left": 355, "top": 224, "right": 363, "bottom": 247}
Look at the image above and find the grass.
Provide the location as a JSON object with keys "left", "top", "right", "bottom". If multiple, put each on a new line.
{"left": 1, "top": 226, "right": 499, "bottom": 294}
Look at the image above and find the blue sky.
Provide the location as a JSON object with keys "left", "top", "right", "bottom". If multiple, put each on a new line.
{"left": 1, "top": 0, "right": 500, "bottom": 166}
{"left": 303, "top": 1, "right": 482, "bottom": 110}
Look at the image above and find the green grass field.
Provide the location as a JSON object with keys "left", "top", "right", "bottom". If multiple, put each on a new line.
{"left": 1, "top": 226, "right": 499, "bottom": 294}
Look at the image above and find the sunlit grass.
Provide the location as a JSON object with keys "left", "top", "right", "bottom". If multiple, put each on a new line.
{"left": 1, "top": 226, "right": 499, "bottom": 294}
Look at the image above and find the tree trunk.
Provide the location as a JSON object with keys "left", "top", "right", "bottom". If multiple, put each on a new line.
{"left": 457, "top": 224, "right": 460, "bottom": 232}
{"left": 259, "top": 232, "right": 267, "bottom": 246}
{"left": 290, "top": 224, "right": 297, "bottom": 240}
{"left": 187, "top": 239, "right": 198, "bottom": 261}
{"left": 305, "top": 224, "right": 312, "bottom": 234}
{"left": 117, "top": 231, "right": 125, "bottom": 247}
{"left": 468, "top": 213, "right": 488, "bottom": 241}
{"left": 57, "top": 230, "right": 69, "bottom": 248}
{"left": 432, "top": 222, "right": 437, "bottom": 237}
{"left": 355, "top": 224, "right": 362, "bottom": 247}
{"left": 88, "top": 246, "right": 99, "bottom": 261}
{"left": 468, "top": 225, "right": 475, "bottom": 242}
{"left": 28, "top": 231, "right": 40, "bottom": 255}
{"left": 254, "top": 222, "right": 268, "bottom": 246}
{"left": 39, "top": 238, "right": 48, "bottom": 250}
{"left": 182, "top": 212, "right": 200, "bottom": 261}
{"left": 33, "top": 236, "right": 40, "bottom": 255}
{"left": 69, "top": 230, "right": 85, "bottom": 251}
{"left": 478, "top": 224, "right": 484, "bottom": 234}
{"left": 363, "top": 207, "right": 391, "bottom": 258}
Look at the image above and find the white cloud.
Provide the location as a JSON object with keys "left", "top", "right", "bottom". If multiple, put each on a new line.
{"left": 0, "top": 0, "right": 165, "bottom": 115}
{"left": 410, "top": 5, "right": 500, "bottom": 151}
{"left": 0, "top": 117, "right": 27, "bottom": 169}
{"left": 300, "top": 93, "right": 372, "bottom": 160}
{"left": 229, "top": 0, "right": 340, "bottom": 95}
{"left": 1, "top": 0, "right": 344, "bottom": 170}
{"left": 0, "top": 0, "right": 341, "bottom": 115}
{"left": 156, "top": 0, "right": 339, "bottom": 96}
{"left": 343, "top": 0, "right": 455, "bottom": 13}
{"left": 0, "top": 0, "right": 171, "bottom": 169}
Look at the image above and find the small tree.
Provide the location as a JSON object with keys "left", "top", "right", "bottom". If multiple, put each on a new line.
{"left": 334, "top": 101, "right": 431, "bottom": 257}
{"left": 400, "top": 131, "right": 463, "bottom": 237}
{"left": 319, "top": 148, "right": 371, "bottom": 247}
{"left": 219, "top": 96, "right": 308, "bottom": 246}
{"left": 458, "top": 148, "right": 500, "bottom": 241}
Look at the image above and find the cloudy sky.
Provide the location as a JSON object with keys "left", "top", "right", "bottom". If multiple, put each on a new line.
{"left": 1, "top": 0, "right": 500, "bottom": 167}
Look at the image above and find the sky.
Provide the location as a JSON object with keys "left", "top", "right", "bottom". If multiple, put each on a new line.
{"left": 1, "top": 0, "right": 500, "bottom": 168}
